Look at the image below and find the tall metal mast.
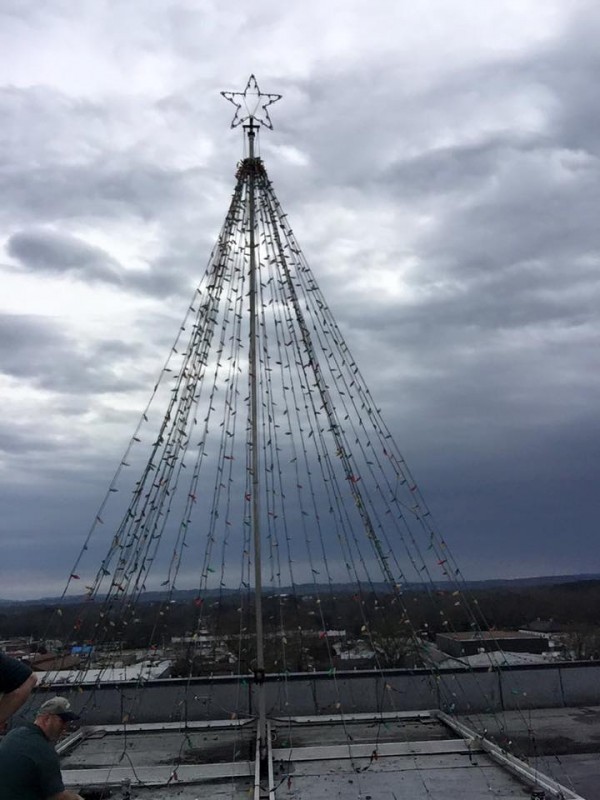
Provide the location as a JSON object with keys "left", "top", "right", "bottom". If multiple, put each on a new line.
{"left": 222, "top": 75, "right": 282, "bottom": 768}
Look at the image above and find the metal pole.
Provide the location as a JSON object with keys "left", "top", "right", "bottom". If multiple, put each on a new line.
{"left": 245, "top": 118, "right": 267, "bottom": 764}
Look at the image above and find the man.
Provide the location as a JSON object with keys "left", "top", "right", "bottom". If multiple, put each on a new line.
{"left": 0, "top": 696, "right": 83, "bottom": 800}
{"left": 0, "top": 651, "right": 37, "bottom": 725}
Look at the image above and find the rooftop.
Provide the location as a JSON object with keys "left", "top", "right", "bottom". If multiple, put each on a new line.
{"left": 438, "top": 631, "right": 545, "bottom": 641}
{"left": 56, "top": 706, "right": 600, "bottom": 799}
{"left": 11, "top": 661, "right": 595, "bottom": 800}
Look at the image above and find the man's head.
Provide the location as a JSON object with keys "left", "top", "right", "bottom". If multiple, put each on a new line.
{"left": 34, "top": 696, "right": 80, "bottom": 742}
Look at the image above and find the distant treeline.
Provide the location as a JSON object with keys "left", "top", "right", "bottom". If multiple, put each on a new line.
{"left": 1, "top": 580, "right": 599, "bottom": 651}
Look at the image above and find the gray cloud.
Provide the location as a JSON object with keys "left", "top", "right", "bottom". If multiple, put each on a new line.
{"left": 0, "top": 153, "right": 206, "bottom": 227}
{"left": 0, "top": 313, "right": 142, "bottom": 394}
{"left": 0, "top": 426, "right": 58, "bottom": 455}
{"left": 6, "top": 228, "right": 198, "bottom": 298}
{"left": 8, "top": 228, "right": 123, "bottom": 282}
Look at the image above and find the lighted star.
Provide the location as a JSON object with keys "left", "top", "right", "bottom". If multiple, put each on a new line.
{"left": 221, "top": 75, "right": 282, "bottom": 130}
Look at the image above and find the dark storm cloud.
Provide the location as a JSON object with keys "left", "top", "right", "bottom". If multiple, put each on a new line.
{"left": 339, "top": 267, "right": 599, "bottom": 442}
{"left": 0, "top": 157, "right": 204, "bottom": 228}
{"left": 8, "top": 229, "right": 123, "bottom": 283}
{"left": 0, "top": 157, "right": 203, "bottom": 224}
{"left": 382, "top": 135, "right": 535, "bottom": 198}
{"left": 0, "top": 426, "right": 57, "bottom": 455}
{"left": 0, "top": 82, "right": 225, "bottom": 299}
{"left": 6, "top": 228, "right": 194, "bottom": 298}
{"left": 0, "top": 313, "right": 142, "bottom": 394}
{"left": 522, "top": 10, "right": 600, "bottom": 157}
{"left": 408, "top": 415, "right": 600, "bottom": 578}
{"left": 271, "top": 6, "right": 600, "bottom": 215}
{"left": 383, "top": 22, "right": 600, "bottom": 279}
{"left": 131, "top": 253, "right": 198, "bottom": 299}
{"left": 288, "top": 16, "right": 600, "bottom": 436}
{"left": 408, "top": 143, "right": 600, "bottom": 280}
{"left": 343, "top": 253, "right": 598, "bottom": 343}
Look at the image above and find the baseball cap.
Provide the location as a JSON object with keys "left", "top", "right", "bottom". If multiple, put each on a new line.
{"left": 38, "top": 696, "right": 80, "bottom": 722}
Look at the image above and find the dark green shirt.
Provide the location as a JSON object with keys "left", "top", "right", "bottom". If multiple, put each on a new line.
{"left": 0, "top": 723, "right": 65, "bottom": 800}
{"left": 0, "top": 652, "right": 33, "bottom": 693}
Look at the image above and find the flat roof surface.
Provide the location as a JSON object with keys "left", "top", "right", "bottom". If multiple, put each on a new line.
{"left": 457, "top": 706, "right": 600, "bottom": 799}
{"left": 55, "top": 708, "right": 598, "bottom": 799}
{"left": 460, "top": 706, "right": 600, "bottom": 756}
{"left": 438, "top": 631, "right": 542, "bottom": 641}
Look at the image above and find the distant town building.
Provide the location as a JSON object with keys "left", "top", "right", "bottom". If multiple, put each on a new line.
{"left": 436, "top": 631, "right": 546, "bottom": 658}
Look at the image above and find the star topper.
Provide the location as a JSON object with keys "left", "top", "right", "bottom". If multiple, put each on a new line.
{"left": 221, "top": 75, "right": 282, "bottom": 130}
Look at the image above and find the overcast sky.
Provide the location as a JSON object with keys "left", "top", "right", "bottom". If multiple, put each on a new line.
{"left": 1, "top": 0, "right": 599, "bottom": 600}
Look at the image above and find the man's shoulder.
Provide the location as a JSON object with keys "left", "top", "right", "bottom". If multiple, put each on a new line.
{"left": 0, "top": 723, "right": 47, "bottom": 752}
{"left": 0, "top": 723, "right": 64, "bottom": 799}
{"left": 0, "top": 652, "right": 33, "bottom": 692}
{"left": 6, "top": 722, "right": 40, "bottom": 735}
